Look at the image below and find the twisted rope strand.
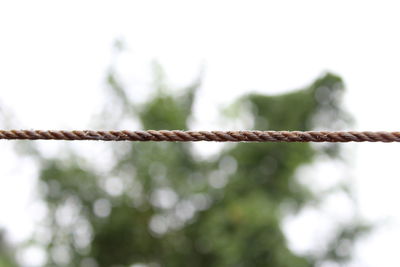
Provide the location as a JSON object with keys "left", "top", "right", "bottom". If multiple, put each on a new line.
{"left": 0, "top": 130, "right": 400, "bottom": 142}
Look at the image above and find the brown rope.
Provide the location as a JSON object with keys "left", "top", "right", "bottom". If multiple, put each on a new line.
{"left": 0, "top": 130, "right": 399, "bottom": 142}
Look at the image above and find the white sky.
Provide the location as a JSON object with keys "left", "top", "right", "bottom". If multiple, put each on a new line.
{"left": 1, "top": 1, "right": 400, "bottom": 266}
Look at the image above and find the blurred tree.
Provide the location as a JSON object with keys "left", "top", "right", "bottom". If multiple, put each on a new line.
{"left": 0, "top": 230, "right": 18, "bottom": 267}
{"left": 26, "top": 58, "right": 368, "bottom": 266}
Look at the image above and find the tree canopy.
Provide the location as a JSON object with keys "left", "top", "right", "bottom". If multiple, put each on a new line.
{"left": 0, "top": 58, "right": 368, "bottom": 266}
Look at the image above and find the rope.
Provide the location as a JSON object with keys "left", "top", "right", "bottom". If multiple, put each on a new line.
{"left": 0, "top": 130, "right": 399, "bottom": 142}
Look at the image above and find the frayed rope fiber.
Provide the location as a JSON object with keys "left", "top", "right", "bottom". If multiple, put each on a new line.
{"left": 0, "top": 130, "right": 400, "bottom": 142}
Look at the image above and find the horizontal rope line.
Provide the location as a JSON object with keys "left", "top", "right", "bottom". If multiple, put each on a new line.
{"left": 0, "top": 130, "right": 399, "bottom": 142}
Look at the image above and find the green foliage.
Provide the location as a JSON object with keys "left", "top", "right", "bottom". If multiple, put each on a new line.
{"left": 28, "top": 68, "right": 367, "bottom": 267}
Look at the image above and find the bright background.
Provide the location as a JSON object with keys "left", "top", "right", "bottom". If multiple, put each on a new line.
{"left": 0, "top": 1, "right": 399, "bottom": 266}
